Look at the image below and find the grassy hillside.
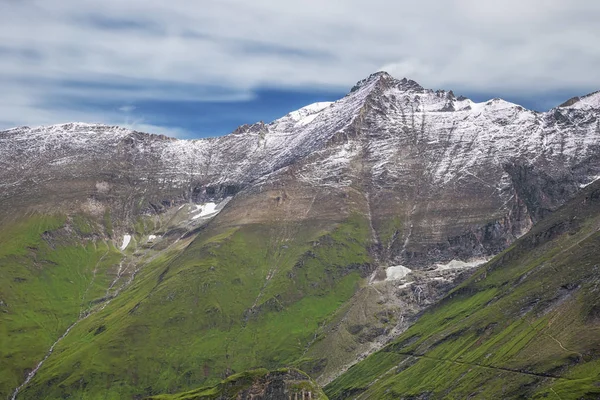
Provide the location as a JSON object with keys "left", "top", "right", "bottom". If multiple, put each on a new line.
{"left": 12, "top": 213, "right": 373, "bottom": 399}
{"left": 326, "top": 182, "right": 600, "bottom": 399}
{"left": 0, "top": 213, "right": 122, "bottom": 398}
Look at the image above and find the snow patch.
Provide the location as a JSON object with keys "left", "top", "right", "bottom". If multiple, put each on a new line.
{"left": 397, "top": 281, "right": 414, "bottom": 289}
{"left": 580, "top": 175, "right": 600, "bottom": 188}
{"left": 189, "top": 198, "right": 233, "bottom": 221}
{"left": 148, "top": 235, "right": 157, "bottom": 242}
{"left": 385, "top": 265, "right": 412, "bottom": 281}
{"left": 287, "top": 102, "right": 333, "bottom": 122}
{"left": 296, "top": 113, "right": 320, "bottom": 127}
{"left": 200, "top": 202, "right": 217, "bottom": 216}
{"left": 467, "top": 100, "right": 485, "bottom": 113}
{"left": 434, "top": 258, "right": 488, "bottom": 271}
{"left": 120, "top": 235, "right": 131, "bottom": 251}
{"left": 191, "top": 202, "right": 218, "bottom": 219}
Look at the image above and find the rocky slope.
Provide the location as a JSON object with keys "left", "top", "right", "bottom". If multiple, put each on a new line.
{"left": 326, "top": 179, "right": 600, "bottom": 399}
{"left": 1, "top": 72, "right": 600, "bottom": 399}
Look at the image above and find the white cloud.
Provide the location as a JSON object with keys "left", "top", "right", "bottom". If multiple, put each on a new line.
{"left": 0, "top": 0, "right": 599, "bottom": 131}
{"left": 118, "top": 105, "right": 136, "bottom": 113}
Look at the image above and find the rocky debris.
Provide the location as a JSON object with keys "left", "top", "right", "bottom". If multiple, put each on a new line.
{"left": 307, "top": 259, "right": 479, "bottom": 386}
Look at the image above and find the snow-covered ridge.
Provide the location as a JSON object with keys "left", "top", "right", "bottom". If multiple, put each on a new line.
{"left": 286, "top": 102, "right": 333, "bottom": 122}
{"left": 1, "top": 74, "right": 379, "bottom": 193}
{"left": 561, "top": 91, "right": 600, "bottom": 110}
{"left": 1, "top": 71, "right": 599, "bottom": 199}
{"left": 3, "top": 122, "right": 131, "bottom": 134}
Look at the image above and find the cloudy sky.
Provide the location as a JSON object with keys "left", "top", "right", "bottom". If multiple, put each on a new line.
{"left": 1, "top": 1, "right": 599, "bottom": 138}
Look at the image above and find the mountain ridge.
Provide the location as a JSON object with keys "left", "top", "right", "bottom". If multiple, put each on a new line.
{"left": 3, "top": 71, "right": 599, "bottom": 139}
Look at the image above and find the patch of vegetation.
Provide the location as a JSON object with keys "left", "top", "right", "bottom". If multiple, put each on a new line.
{"left": 16, "top": 214, "right": 372, "bottom": 399}
{"left": 103, "top": 209, "right": 113, "bottom": 238}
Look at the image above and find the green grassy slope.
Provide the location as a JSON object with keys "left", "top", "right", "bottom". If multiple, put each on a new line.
{"left": 0, "top": 213, "right": 122, "bottom": 398}
{"left": 14, "top": 213, "right": 373, "bottom": 399}
{"left": 326, "top": 182, "right": 600, "bottom": 399}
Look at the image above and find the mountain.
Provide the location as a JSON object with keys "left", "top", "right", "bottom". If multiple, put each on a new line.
{"left": 325, "top": 179, "right": 600, "bottom": 399}
{"left": 1, "top": 71, "right": 599, "bottom": 399}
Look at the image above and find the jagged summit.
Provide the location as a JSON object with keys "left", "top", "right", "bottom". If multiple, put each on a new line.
{"left": 396, "top": 76, "right": 425, "bottom": 92}
{"left": 6, "top": 71, "right": 598, "bottom": 146}
{"left": 350, "top": 71, "right": 392, "bottom": 90}
{"left": 4, "top": 122, "right": 111, "bottom": 133}
{"left": 350, "top": 71, "right": 423, "bottom": 93}
{"left": 345, "top": 72, "right": 528, "bottom": 114}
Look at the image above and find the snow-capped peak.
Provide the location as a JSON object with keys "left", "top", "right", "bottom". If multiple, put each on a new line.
{"left": 350, "top": 71, "right": 398, "bottom": 92}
